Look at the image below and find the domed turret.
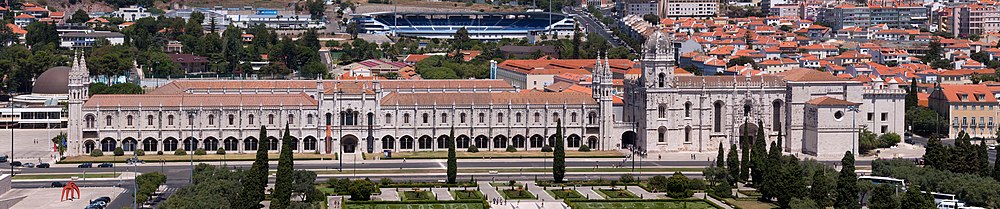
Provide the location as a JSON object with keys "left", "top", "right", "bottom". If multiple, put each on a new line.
{"left": 643, "top": 30, "right": 674, "bottom": 62}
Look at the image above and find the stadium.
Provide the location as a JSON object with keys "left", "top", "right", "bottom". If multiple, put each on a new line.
{"left": 350, "top": 12, "right": 576, "bottom": 40}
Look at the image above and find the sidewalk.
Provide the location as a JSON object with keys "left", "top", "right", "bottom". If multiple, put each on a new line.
{"left": 10, "top": 171, "right": 140, "bottom": 182}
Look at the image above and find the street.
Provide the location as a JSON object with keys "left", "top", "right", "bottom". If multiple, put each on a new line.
{"left": 563, "top": 7, "right": 624, "bottom": 49}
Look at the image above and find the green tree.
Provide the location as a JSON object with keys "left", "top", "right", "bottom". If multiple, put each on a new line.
{"left": 25, "top": 22, "right": 59, "bottom": 48}
{"left": 740, "top": 140, "right": 750, "bottom": 182}
{"left": 347, "top": 179, "right": 377, "bottom": 201}
{"left": 271, "top": 125, "right": 294, "bottom": 209}
{"left": 859, "top": 129, "right": 878, "bottom": 154}
{"left": 447, "top": 126, "right": 457, "bottom": 184}
{"left": 299, "top": 29, "right": 321, "bottom": 51}
{"left": 868, "top": 184, "right": 900, "bottom": 209}
{"left": 750, "top": 120, "right": 767, "bottom": 186}
{"left": 68, "top": 9, "right": 90, "bottom": 23}
{"left": 810, "top": 169, "right": 835, "bottom": 207}
{"left": 716, "top": 143, "right": 725, "bottom": 168}
{"left": 0, "top": 24, "right": 17, "bottom": 46}
{"left": 790, "top": 198, "right": 821, "bottom": 209}
{"left": 773, "top": 155, "right": 806, "bottom": 208}
{"left": 993, "top": 148, "right": 1000, "bottom": 182}
{"left": 553, "top": 120, "right": 566, "bottom": 182}
{"left": 666, "top": 172, "right": 693, "bottom": 198}
{"left": 642, "top": 14, "right": 660, "bottom": 25}
{"left": 50, "top": 132, "right": 67, "bottom": 156}
{"left": 221, "top": 25, "right": 243, "bottom": 73}
{"left": 726, "top": 144, "right": 739, "bottom": 185}
{"left": 452, "top": 27, "right": 470, "bottom": 50}
{"left": 235, "top": 126, "right": 269, "bottom": 208}
{"left": 161, "top": 164, "right": 242, "bottom": 209}
{"left": 307, "top": 0, "right": 326, "bottom": 19}
{"left": 835, "top": 152, "right": 860, "bottom": 209}
{"left": 726, "top": 56, "right": 757, "bottom": 68}
{"left": 900, "top": 186, "right": 936, "bottom": 209}
{"left": 978, "top": 139, "right": 991, "bottom": 177}
{"left": 924, "top": 137, "right": 947, "bottom": 170}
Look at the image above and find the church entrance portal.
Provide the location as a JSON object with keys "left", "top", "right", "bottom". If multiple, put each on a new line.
{"left": 342, "top": 135, "right": 359, "bottom": 153}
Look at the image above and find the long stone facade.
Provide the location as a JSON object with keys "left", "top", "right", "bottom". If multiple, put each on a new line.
{"left": 65, "top": 32, "right": 906, "bottom": 157}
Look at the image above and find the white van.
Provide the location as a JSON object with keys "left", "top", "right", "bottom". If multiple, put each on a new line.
{"left": 938, "top": 200, "right": 965, "bottom": 209}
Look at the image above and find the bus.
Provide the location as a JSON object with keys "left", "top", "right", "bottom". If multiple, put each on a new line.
{"left": 858, "top": 176, "right": 907, "bottom": 188}
{"left": 922, "top": 192, "right": 956, "bottom": 205}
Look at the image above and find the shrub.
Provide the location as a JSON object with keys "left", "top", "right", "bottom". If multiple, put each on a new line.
{"left": 506, "top": 145, "right": 517, "bottom": 152}
{"left": 619, "top": 173, "right": 635, "bottom": 183}
{"left": 174, "top": 148, "right": 186, "bottom": 155}
{"left": 712, "top": 178, "right": 733, "bottom": 198}
{"left": 541, "top": 145, "right": 553, "bottom": 152}
{"left": 113, "top": 147, "right": 125, "bottom": 156}
{"left": 194, "top": 148, "right": 207, "bottom": 155}
{"left": 578, "top": 145, "right": 591, "bottom": 152}
{"left": 156, "top": 151, "right": 163, "bottom": 155}
{"left": 216, "top": 148, "right": 226, "bottom": 155}
{"left": 688, "top": 178, "right": 706, "bottom": 191}
{"left": 878, "top": 132, "right": 901, "bottom": 148}
{"left": 467, "top": 145, "right": 479, "bottom": 153}
{"left": 379, "top": 178, "right": 394, "bottom": 186}
{"left": 135, "top": 149, "right": 145, "bottom": 156}
{"left": 647, "top": 175, "right": 668, "bottom": 192}
{"left": 90, "top": 150, "right": 104, "bottom": 157}
{"left": 666, "top": 172, "right": 693, "bottom": 198}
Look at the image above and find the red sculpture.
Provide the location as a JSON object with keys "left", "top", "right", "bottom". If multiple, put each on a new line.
{"left": 61, "top": 181, "right": 81, "bottom": 201}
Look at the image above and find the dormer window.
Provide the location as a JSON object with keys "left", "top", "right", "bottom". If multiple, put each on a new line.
{"left": 977, "top": 94, "right": 986, "bottom": 101}
{"left": 960, "top": 94, "right": 968, "bottom": 101}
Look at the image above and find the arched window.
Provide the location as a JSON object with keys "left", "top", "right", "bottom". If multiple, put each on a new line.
{"left": 268, "top": 114, "right": 275, "bottom": 125}
{"left": 288, "top": 114, "right": 295, "bottom": 124}
{"left": 86, "top": 115, "right": 95, "bottom": 128}
{"left": 403, "top": 113, "right": 410, "bottom": 124}
{"left": 385, "top": 113, "right": 392, "bottom": 124}
{"left": 248, "top": 114, "right": 254, "bottom": 125}
{"left": 685, "top": 126, "right": 692, "bottom": 142}
{"left": 422, "top": 113, "right": 429, "bottom": 124}
{"left": 460, "top": 113, "right": 467, "bottom": 123}
{"left": 126, "top": 115, "right": 133, "bottom": 126}
{"left": 588, "top": 112, "right": 598, "bottom": 124}
{"left": 684, "top": 102, "right": 692, "bottom": 118}
{"left": 658, "top": 73, "right": 665, "bottom": 88}
{"left": 207, "top": 115, "right": 214, "bottom": 125}
{"left": 552, "top": 113, "right": 559, "bottom": 123}
{"left": 571, "top": 112, "right": 578, "bottom": 123}
{"left": 658, "top": 105, "right": 666, "bottom": 118}
{"left": 534, "top": 112, "right": 541, "bottom": 123}
{"left": 772, "top": 100, "right": 782, "bottom": 131}
{"left": 515, "top": 113, "right": 522, "bottom": 123}
{"left": 307, "top": 114, "right": 314, "bottom": 125}
{"left": 658, "top": 126, "right": 666, "bottom": 142}
{"left": 147, "top": 115, "right": 154, "bottom": 126}
{"left": 743, "top": 102, "right": 751, "bottom": 116}
{"left": 167, "top": 115, "right": 174, "bottom": 125}
{"left": 478, "top": 113, "right": 485, "bottom": 123}
{"left": 325, "top": 113, "right": 332, "bottom": 126}
{"left": 441, "top": 113, "right": 448, "bottom": 123}
{"left": 228, "top": 114, "right": 235, "bottom": 125}
{"left": 498, "top": 113, "right": 504, "bottom": 123}
{"left": 714, "top": 101, "right": 723, "bottom": 132}
{"left": 188, "top": 115, "right": 194, "bottom": 125}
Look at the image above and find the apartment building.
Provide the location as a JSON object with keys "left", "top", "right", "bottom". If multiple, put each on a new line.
{"left": 928, "top": 84, "right": 1000, "bottom": 139}
{"left": 818, "top": 2, "right": 929, "bottom": 30}
{"left": 618, "top": 0, "right": 658, "bottom": 17}
{"left": 658, "top": 0, "right": 719, "bottom": 19}
{"left": 950, "top": 3, "right": 1000, "bottom": 38}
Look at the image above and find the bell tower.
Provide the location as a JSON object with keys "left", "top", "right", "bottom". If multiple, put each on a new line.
{"left": 642, "top": 31, "right": 676, "bottom": 89}
{"left": 67, "top": 51, "right": 90, "bottom": 156}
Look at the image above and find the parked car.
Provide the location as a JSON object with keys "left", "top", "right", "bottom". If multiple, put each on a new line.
{"left": 9, "top": 161, "right": 22, "bottom": 167}
{"left": 51, "top": 181, "right": 65, "bottom": 187}
{"left": 97, "top": 163, "right": 113, "bottom": 168}
{"left": 36, "top": 163, "right": 49, "bottom": 168}
{"left": 989, "top": 145, "right": 996, "bottom": 150}
{"left": 22, "top": 163, "right": 34, "bottom": 168}
{"left": 92, "top": 196, "right": 111, "bottom": 204}
{"left": 0, "top": 155, "right": 7, "bottom": 162}
{"left": 125, "top": 158, "right": 145, "bottom": 164}
{"left": 78, "top": 163, "right": 92, "bottom": 168}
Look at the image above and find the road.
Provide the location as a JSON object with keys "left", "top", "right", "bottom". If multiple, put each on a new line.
{"left": 563, "top": 7, "right": 623, "bottom": 49}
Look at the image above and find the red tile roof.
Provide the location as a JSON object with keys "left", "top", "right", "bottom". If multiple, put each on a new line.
{"left": 807, "top": 96, "right": 860, "bottom": 106}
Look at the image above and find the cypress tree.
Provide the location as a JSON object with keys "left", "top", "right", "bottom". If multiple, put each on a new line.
{"left": 553, "top": 120, "right": 566, "bottom": 182}
{"left": 810, "top": 170, "right": 834, "bottom": 207}
{"left": 716, "top": 142, "right": 725, "bottom": 168}
{"left": 760, "top": 141, "right": 781, "bottom": 200}
{"left": 447, "top": 126, "right": 457, "bottom": 184}
{"left": 993, "top": 148, "right": 1000, "bottom": 182}
{"left": 750, "top": 120, "right": 767, "bottom": 187}
{"left": 979, "top": 139, "right": 990, "bottom": 177}
{"left": 726, "top": 144, "right": 740, "bottom": 185}
{"left": 236, "top": 126, "right": 270, "bottom": 208}
{"left": 924, "top": 137, "right": 946, "bottom": 170}
{"left": 271, "top": 125, "right": 294, "bottom": 209}
{"left": 834, "top": 151, "right": 860, "bottom": 209}
{"left": 740, "top": 141, "right": 750, "bottom": 183}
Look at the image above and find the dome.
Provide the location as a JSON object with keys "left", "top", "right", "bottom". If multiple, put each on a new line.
{"left": 644, "top": 30, "right": 672, "bottom": 53}
{"left": 32, "top": 66, "right": 71, "bottom": 95}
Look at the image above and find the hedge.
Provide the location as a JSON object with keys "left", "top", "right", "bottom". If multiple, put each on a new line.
{"left": 564, "top": 199, "right": 726, "bottom": 209}
{"left": 378, "top": 181, "right": 479, "bottom": 188}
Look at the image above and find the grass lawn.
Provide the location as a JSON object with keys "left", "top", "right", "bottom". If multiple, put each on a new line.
{"left": 569, "top": 201, "right": 719, "bottom": 209}
{"left": 546, "top": 189, "right": 585, "bottom": 199}
{"left": 61, "top": 153, "right": 333, "bottom": 163}
{"left": 597, "top": 189, "right": 639, "bottom": 199}
{"left": 489, "top": 182, "right": 521, "bottom": 188}
{"left": 450, "top": 190, "right": 484, "bottom": 200}
{"left": 500, "top": 189, "right": 536, "bottom": 200}
{"left": 344, "top": 202, "right": 486, "bottom": 209}
{"left": 11, "top": 173, "right": 119, "bottom": 180}
{"left": 316, "top": 184, "right": 339, "bottom": 195}
{"left": 722, "top": 199, "right": 778, "bottom": 209}
{"left": 400, "top": 190, "right": 435, "bottom": 201}
{"left": 366, "top": 150, "right": 622, "bottom": 159}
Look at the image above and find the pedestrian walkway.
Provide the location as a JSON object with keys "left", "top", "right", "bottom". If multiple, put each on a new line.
{"left": 695, "top": 193, "right": 735, "bottom": 209}
{"left": 575, "top": 187, "right": 604, "bottom": 200}
{"left": 431, "top": 188, "right": 453, "bottom": 201}
{"left": 375, "top": 188, "right": 399, "bottom": 201}
{"left": 624, "top": 186, "right": 659, "bottom": 199}
{"left": 478, "top": 181, "right": 504, "bottom": 201}
{"left": 522, "top": 181, "right": 556, "bottom": 201}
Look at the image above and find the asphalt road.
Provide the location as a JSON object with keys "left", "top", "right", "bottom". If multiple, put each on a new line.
{"left": 564, "top": 7, "right": 623, "bottom": 49}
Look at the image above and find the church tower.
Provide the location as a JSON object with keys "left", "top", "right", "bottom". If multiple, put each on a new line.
{"left": 592, "top": 54, "right": 615, "bottom": 150}
{"left": 67, "top": 52, "right": 90, "bottom": 156}
{"left": 642, "top": 31, "right": 676, "bottom": 89}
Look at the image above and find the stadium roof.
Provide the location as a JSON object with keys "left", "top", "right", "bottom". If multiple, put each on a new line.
{"left": 354, "top": 11, "right": 571, "bottom": 17}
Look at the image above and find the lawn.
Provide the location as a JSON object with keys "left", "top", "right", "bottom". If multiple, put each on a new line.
{"left": 316, "top": 184, "right": 339, "bottom": 195}
{"left": 489, "top": 182, "right": 521, "bottom": 188}
{"left": 597, "top": 189, "right": 639, "bottom": 199}
{"left": 11, "top": 173, "right": 119, "bottom": 180}
{"left": 344, "top": 203, "right": 486, "bottom": 209}
{"left": 60, "top": 153, "right": 333, "bottom": 163}
{"left": 546, "top": 189, "right": 585, "bottom": 199}
{"left": 568, "top": 200, "right": 719, "bottom": 209}
{"left": 367, "top": 150, "right": 623, "bottom": 159}
{"left": 400, "top": 190, "right": 436, "bottom": 201}
{"left": 500, "top": 189, "right": 536, "bottom": 200}
{"left": 722, "top": 198, "right": 778, "bottom": 209}
{"left": 450, "top": 190, "right": 484, "bottom": 200}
